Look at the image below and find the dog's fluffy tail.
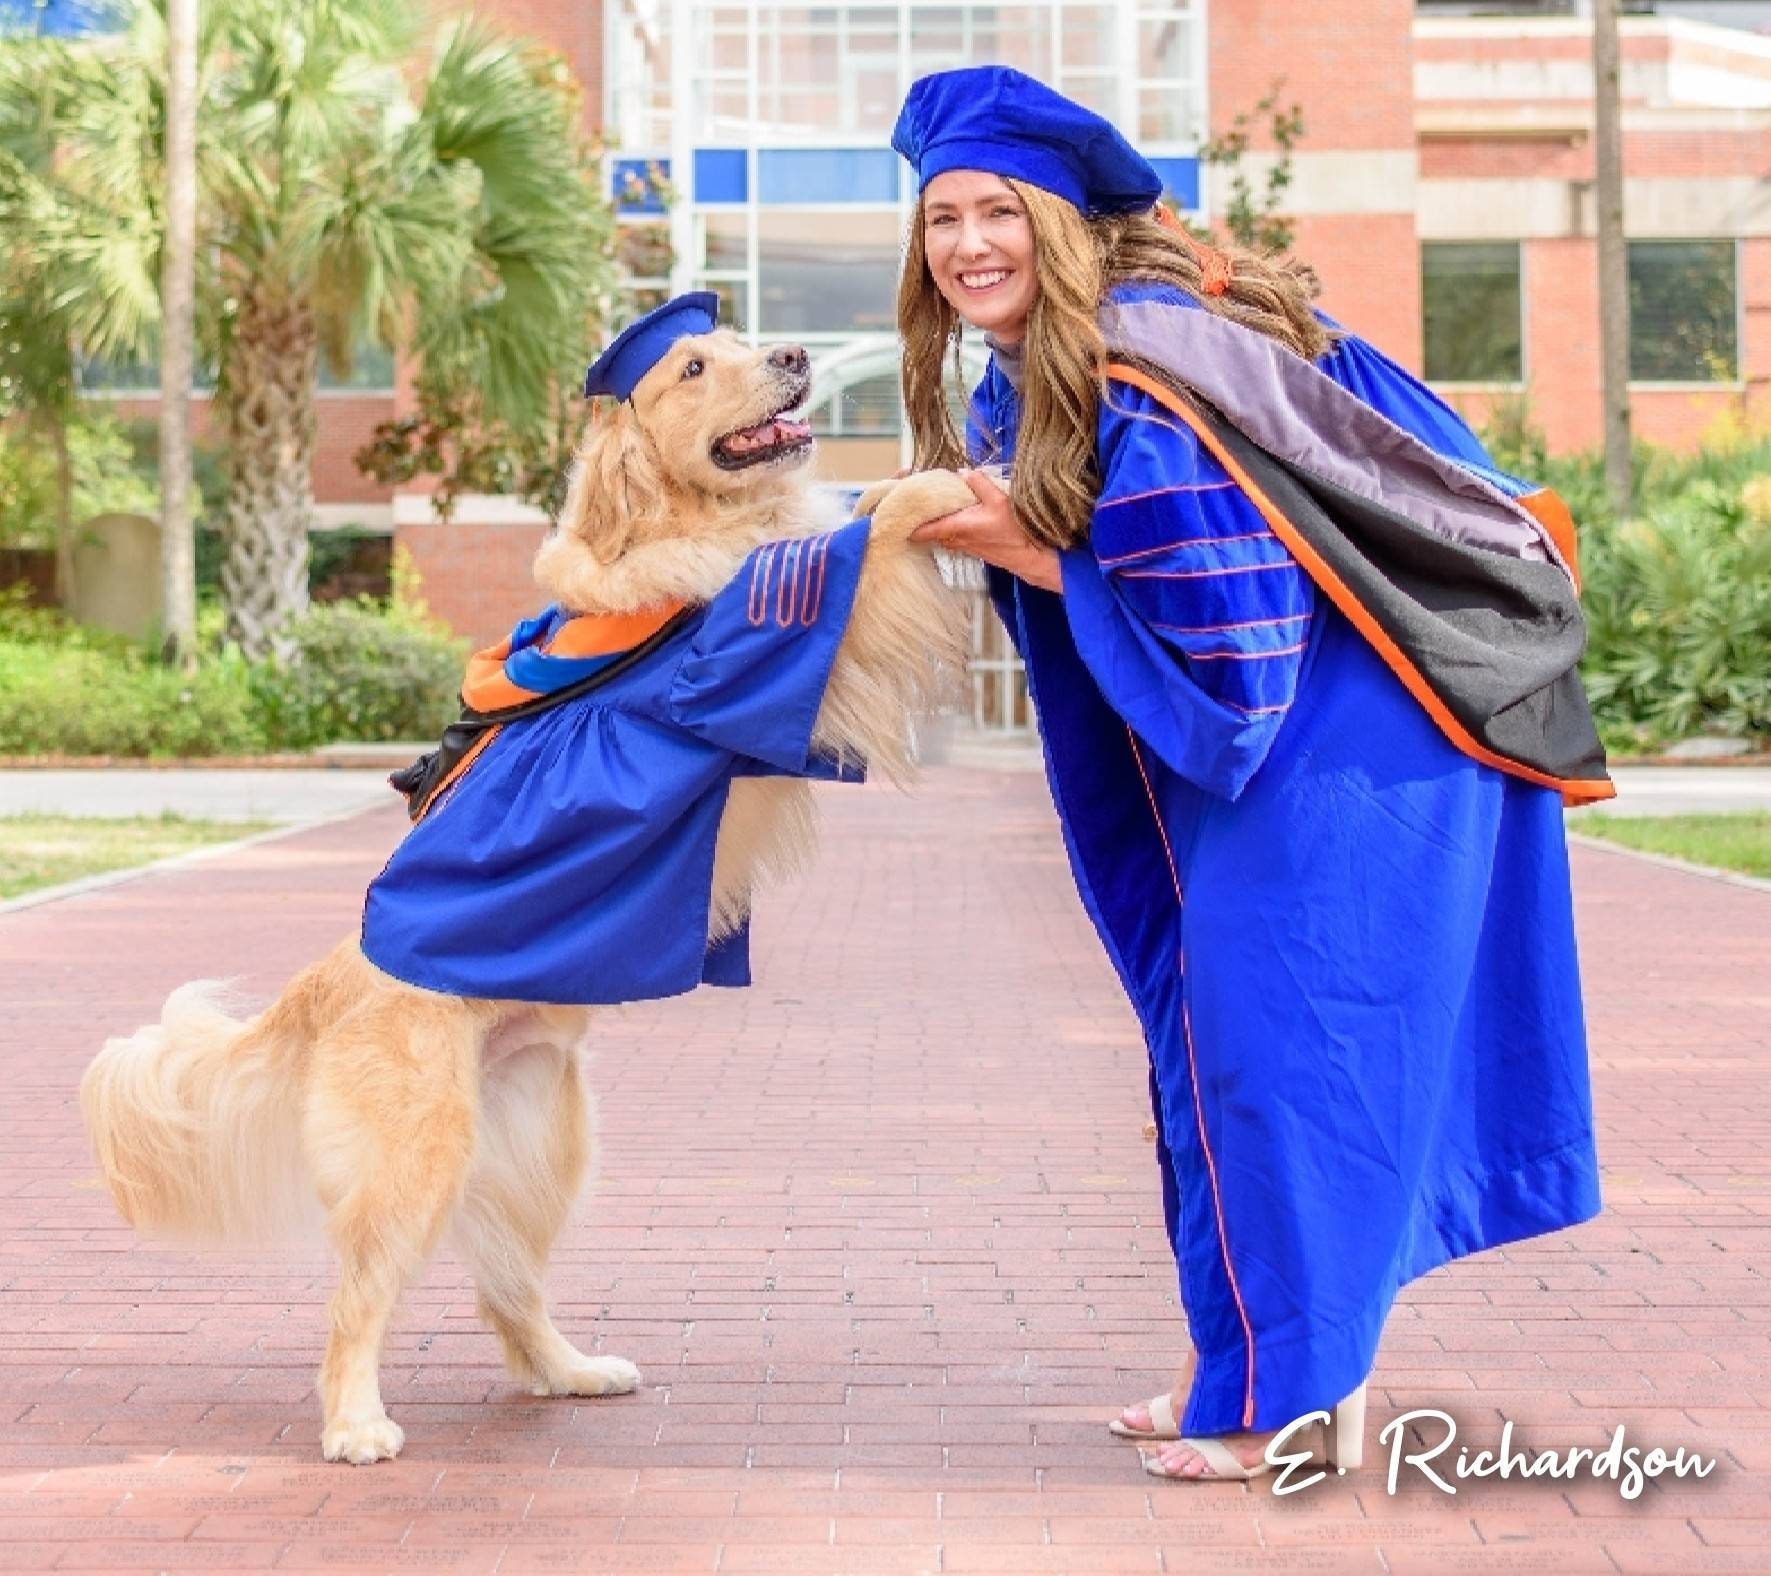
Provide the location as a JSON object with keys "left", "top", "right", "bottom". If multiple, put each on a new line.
{"left": 81, "top": 980, "right": 315, "bottom": 1243}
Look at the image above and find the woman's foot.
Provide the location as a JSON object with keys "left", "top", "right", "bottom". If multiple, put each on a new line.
{"left": 1110, "top": 1352, "right": 1194, "bottom": 1440}
{"left": 1145, "top": 1428, "right": 1281, "bottom": 1480}
{"left": 1143, "top": 1384, "right": 1368, "bottom": 1481}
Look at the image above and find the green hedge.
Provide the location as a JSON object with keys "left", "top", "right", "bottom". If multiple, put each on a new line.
{"left": 1577, "top": 474, "right": 1771, "bottom": 749}
{"left": 246, "top": 602, "right": 467, "bottom": 749}
{"left": 0, "top": 639, "right": 267, "bottom": 756}
{"left": 0, "top": 592, "right": 465, "bottom": 758}
{"left": 1479, "top": 404, "right": 1771, "bottom": 751}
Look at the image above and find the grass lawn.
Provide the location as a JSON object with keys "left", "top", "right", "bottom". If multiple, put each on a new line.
{"left": 0, "top": 814, "right": 275, "bottom": 901}
{"left": 1576, "top": 812, "right": 1771, "bottom": 881}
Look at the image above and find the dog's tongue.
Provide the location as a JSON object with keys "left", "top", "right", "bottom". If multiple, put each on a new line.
{"left": 729, "top": 416, "right": 811, "bottom": 452}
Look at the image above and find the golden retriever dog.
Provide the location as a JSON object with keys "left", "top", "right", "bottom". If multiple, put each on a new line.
{"left": 80, "top": 329, "right": 973, "bottom": 1464}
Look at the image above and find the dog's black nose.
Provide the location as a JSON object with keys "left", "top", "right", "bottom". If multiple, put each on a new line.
{"left": 769, "top": 345, "right": 808, "bottom": 376}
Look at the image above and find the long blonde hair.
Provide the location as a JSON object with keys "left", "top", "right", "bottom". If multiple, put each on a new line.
{"left": 899, "top": 179, "right": 1334, "bottom": 549}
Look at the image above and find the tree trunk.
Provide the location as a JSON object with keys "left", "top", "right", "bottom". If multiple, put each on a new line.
{"left": 1593, "top": 0, "right": 1633, "bottom": 517}
{"left": 158, "top": 0, "right": 198, "bottom": 667}
{"left": 48, "top": 412, "right": 76, "bottom": 609}
{"left": 220, "top": 285, "right": 317, "bottom": 660}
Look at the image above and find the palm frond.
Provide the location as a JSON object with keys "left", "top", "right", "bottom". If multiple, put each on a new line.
{"left": 406, "top": 16, "right": 614, "bottom": 428}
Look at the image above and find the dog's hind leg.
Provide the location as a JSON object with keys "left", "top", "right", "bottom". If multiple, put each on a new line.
{"left": 306, "top": 993, "right": 482, "bottom": 1464}
{"left": 453, "top": 1015, "right": 640, "bottom": 1401}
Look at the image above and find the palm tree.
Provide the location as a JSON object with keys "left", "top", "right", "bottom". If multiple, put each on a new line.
{"left": 1, "top": 0, "right": 614, "bottom": 658}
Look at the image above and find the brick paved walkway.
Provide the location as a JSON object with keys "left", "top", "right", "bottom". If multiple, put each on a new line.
{"left": 1, "top": 767, "right": 1766, "bottom": 1573}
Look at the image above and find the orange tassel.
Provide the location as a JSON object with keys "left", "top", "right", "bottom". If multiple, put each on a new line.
{"left": 1154, "top": 204, "right": 1232, "bottom": 298}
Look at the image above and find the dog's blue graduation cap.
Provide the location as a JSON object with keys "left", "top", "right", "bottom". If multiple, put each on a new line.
{"left": 583, "top": 291, "right": 720, "bottom": 401}
{"left": 891, "top": 66, "right": 1161, "bottom": 216}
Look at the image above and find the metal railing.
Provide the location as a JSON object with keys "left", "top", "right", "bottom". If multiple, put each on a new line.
{"left": 938, "top": 551, "right": 1034, "bottom": 739}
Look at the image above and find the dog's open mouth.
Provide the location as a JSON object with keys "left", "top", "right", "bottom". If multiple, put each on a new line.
{"left": 713, "top": 395, "right": 814, "bottom": 470}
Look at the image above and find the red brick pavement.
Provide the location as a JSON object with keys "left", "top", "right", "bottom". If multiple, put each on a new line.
{"left": 1, "top": 767, "right": 1766, "bottom": 1573}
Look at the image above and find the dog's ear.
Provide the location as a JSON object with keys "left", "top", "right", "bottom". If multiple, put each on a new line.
{"left": 559, "top": 402, "right": 667, "bottom": 565}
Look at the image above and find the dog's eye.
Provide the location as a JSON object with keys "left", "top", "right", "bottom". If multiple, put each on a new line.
{"left": 682, "top": 359, "right": 704, "bottom": 379}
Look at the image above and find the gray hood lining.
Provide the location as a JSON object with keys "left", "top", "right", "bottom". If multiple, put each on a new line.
{"left": 1099, "top": 300, "right": 1568, "bottom": 576}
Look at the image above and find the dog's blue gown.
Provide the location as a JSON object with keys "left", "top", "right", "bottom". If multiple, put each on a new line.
{"left": 971, "top": 287, "right": 1602, "bottom": 1434}
{"left": 361, "top": 521, "right": 870, "bottom": 1005}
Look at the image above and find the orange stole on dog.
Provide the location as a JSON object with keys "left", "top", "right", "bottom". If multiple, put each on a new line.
{"left": 393, "top": 602, "right": 692, "bottom": 822}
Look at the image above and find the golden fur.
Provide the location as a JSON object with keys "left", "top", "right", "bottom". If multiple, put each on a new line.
{"left": 81, "top": 330, "right": 972, "bottom": 1465}
{"left": 899, "top": 182, "right": 1334, "bottom": 550}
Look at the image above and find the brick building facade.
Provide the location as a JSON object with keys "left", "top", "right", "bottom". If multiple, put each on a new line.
{"left": 62, "top": 2, "right": 1771, "bottom": 644}
{"left": 1417, "top": 13, "right": 1770, "bottom": 451}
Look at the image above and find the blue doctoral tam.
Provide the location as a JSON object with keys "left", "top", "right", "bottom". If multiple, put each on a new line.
{"left": 892, "top": 66, "right": 1161, "bottom": 216}
{"left": 583, "top": 291, "right": 720, "bottom": 401}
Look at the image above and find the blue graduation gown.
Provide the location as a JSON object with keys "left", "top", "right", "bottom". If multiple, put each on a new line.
{"left": 361, "top": 520, "right": 870, "bottom": 1005}
{"left": 972, "top": 290, "right": 1602, "bottom": 1434}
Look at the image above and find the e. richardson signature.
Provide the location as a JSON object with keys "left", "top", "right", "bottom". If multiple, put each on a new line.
{"left": 1265, "top": 1407, "right": 1719, "bottom": 1499}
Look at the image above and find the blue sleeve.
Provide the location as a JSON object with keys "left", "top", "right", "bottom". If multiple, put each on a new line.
{"left": 1059, "top": 384, "right": 1316, "bottom": 799}
{"left": 667, "top": 516, "right": 871, "bottom": 774}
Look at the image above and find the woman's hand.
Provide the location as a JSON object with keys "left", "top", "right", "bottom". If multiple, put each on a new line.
{"left": 909, "top": 469, "right": 1064, "bottom": 593}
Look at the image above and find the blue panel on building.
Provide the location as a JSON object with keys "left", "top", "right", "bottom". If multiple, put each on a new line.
{"left": 694, "top": 149, "right": 749, "bottom": 204}
{"left": 1148, "top": 157, "right": 1201, "bottom": 211}
{"left": 0, "top": 0, "right": 119, "bottom": 33}
{"left": 757, "top": 149, "right": 899, "bottom": 205}
{"left": 612, "top": 158, "right": 670, "bottom": 215}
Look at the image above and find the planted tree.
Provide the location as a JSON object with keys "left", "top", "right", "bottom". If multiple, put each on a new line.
{"left": 1195, "top": 80, "right": 1306, "bottom": 255}
{"left": 0, "top": 27, "right": 164, "bottom": 605}
{"left": 0, "top": 0, "right": 616, "bottom": 658}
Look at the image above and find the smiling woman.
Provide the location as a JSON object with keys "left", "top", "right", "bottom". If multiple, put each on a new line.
{"left": 888, "top": 64, "right": 1611, "bottom": 1487}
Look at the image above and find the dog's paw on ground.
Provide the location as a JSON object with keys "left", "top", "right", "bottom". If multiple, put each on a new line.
{"left": 321, "top": 1413, "right": 405, "bottom": 1464}
{"left": 532, "top": 1354, "right": 642, "bottom": 1398}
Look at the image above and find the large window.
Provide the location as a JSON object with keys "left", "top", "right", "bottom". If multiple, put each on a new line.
{"left": 1421, "top": 241, "right": 1523, "bottom": 384}
{"left": 610, "top": 1, "right": 1206, "bottom": 174}
{"left": 756, "top": 211, "right": 901, "bottom": 335}
{"left": 907, "top": 6, "right": 1053, "bottom": 90}
{"left": 1628, "top": 239, "right": 1739, "bottom": 384}
{"left": 79, "top": 356, "right": 177, "bottom": 393}
{"left": 756, "top": 5, "right": 903, "bottom": 141}
{"left": 319, "top": 340, "right": 395, "bottom": 392}
{"left": 78, "top": 337, "right": 394, "bottom": 394}
{"left": 811, "top": 371, "right": 902, "bottom": 437}
{"left": 695, "top": 211, "right": 749, "bottom": 330}
{"left": 1135, "top": 3, "right": 1199, "bottom": 143}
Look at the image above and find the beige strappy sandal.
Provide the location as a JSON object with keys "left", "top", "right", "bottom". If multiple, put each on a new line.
{"left": 1107, "top": 1390, "right": 1181, "bottom": 1441}
{"left": 1142, "top": 1385, "right": 1367, "bottom": 1481}
{"left": 1143, "top": 1432, "right": 1274, "bottom": 1481}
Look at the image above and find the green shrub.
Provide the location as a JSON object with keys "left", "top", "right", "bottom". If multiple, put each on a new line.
{"left": 0, "top": 585, "right": 465, "bottom": 757}
{"left": 0, "top": 640, "right": 267, "bottom": 757}
{"left": 1577, "top": 479, "right": 1771, "bottom": 746}
{"left": 247, "top": 600, "right": 465, "bottom": 749}
{"left": 1479, "top": 403, "right": 1771, "bottom": 748}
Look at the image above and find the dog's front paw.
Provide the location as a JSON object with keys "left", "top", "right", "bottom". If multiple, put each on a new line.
{"left": 532, "top": 1354, "right": 642, "bottom": 1399}
{"left": 870, "top": 470, "right": 976, "bottom": 543}
{"left": 321, "top": 1413, "right": 405, "bottom": 1465}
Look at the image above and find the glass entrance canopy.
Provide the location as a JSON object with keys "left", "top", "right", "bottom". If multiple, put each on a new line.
{"left": 604, "top": 1, "right": 1207, "bottom": 474}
